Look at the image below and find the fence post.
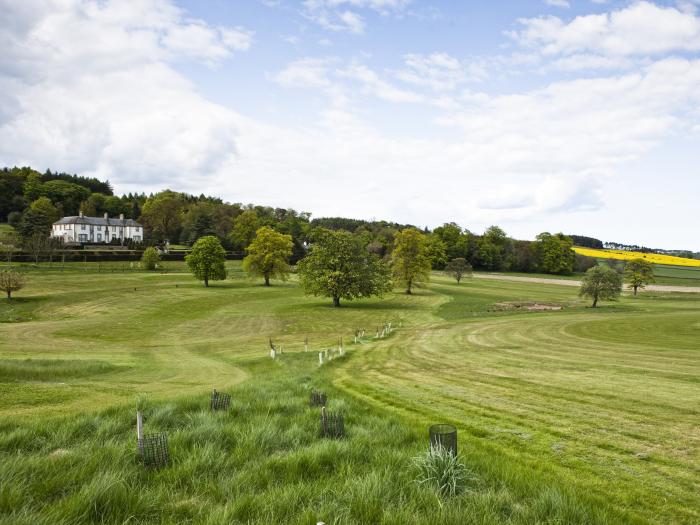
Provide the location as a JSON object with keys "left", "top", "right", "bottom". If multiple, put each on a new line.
{"left": 136, "top": 410, "right": 143, "bottom": 442}
{"left": 319, "top": 352, "right": 323, "bottom": 365}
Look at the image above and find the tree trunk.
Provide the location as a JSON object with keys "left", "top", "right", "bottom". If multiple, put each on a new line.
{"left": 6, "top": 290, "right": 10, "bottom": 299}
{"left": 633, "top": 285, "right": 638, "bottom": 296}
{"left": 406, "top": 279, "right": 412, "bottom": 295}
{"left": 264, "top": 274, "right": 270, "bottom": 286}
{"left": 592, "top": 295, "right": 598, "bottom": 308}
{"left": 333, "top": 295, "right": 340, "bottom": 307}
{"left": 204, "top": 276, "right": 209, "bottom": 287}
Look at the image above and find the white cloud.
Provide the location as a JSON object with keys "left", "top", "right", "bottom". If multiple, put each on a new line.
{"left": 274, "top": 57, "right": 336, "bottom": 88}
{"left": 396, "top": 53, "right": 488, "bottom": 91}
{"left": 2, "top": 0, "right": 700, "bottom": 247}
{"left": 338, "top": 64, "right": 424, "bottom": 102}
{"left": 545, "top": 0, "right": 570, "bottom": 8}
{"left": 511, "top": 1, "right": 700, "bottom": 57}
{"left": 302, "top": 0, "right": 409, "bottom": 33}
{"left": 0, "top": 0, "right": 251, "bottom": 186}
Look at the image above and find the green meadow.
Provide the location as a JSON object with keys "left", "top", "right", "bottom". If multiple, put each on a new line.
{"left": 0, "top": 263, "right": 698, "bottom": 524}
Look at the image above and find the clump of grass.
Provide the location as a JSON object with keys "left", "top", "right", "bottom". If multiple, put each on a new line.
{"left": 413, "top": 445, "right": 475, "bottom": 498}
{"left": 134, "top": 393, "right": 151, "bottom": 413}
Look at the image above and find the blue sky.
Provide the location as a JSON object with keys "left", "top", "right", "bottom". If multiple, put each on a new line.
{"left": 1, "top": 0, "right": 699, "bottom": 249}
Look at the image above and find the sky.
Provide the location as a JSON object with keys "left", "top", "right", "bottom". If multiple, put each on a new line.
{"left": 1, "top": 0, "right": 699, "bottom": 249}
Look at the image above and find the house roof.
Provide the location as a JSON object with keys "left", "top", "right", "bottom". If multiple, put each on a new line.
{"left": 54, "top": 216, "right": 142, "bottom": 227}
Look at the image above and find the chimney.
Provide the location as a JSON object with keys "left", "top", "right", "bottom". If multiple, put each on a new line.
{"left": 79, "top": 210, "right": 83, "bottom": 218}
{"left": 104, "top": 212, "right": 108, "bottom": 219}
{"left": 119, "top": 213, "right": 124, "bottom": 220}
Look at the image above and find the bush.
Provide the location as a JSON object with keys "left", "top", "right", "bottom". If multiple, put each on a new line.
{"left": 412, "top": 445, "right": 475, "bottom": 497}
{"left": 141, "top": 247, "right": 160, "bottom": 271}
{"left": 0, "top": 269, "right": 25, "bottom": 299}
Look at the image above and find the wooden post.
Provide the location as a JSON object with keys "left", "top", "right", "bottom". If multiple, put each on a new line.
{"left": 319, "top": 352, "right": 323, "bottom": 365}
{"left": 136, "top": 410, "right": 143, "bottom": 442}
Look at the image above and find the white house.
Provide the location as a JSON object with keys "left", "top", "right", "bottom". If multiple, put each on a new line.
{"left": 52, "top": 212, "right": 143, "bottom": 244}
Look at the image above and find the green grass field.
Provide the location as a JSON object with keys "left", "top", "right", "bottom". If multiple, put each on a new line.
{"left": 0, "top": 264, "right": 698, "bottom": 524}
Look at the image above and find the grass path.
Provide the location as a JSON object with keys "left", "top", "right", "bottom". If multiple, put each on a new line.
{"left": 475, "top": 272, "right": 700, "bottom": 292}
{"left": 333, "top": 277, "right": 700, "bottom": 524}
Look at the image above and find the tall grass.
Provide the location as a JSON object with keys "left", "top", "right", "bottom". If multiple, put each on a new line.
{"left": 413, "top": 445, "right": 476, "bottom": 498}
{"left": 0, "top": 353, "right": 617, "bottom": 524}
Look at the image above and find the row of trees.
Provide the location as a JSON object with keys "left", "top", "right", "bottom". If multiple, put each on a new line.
{"left": 181, "top": 226, "right": 656, "bottom": 308}
{"left": 184, "top": 227, "right": 432, "bottom": 305}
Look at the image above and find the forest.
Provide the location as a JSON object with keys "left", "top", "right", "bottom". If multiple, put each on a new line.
{"left": 1, "top": 166, "right": 606, "bottom": 274}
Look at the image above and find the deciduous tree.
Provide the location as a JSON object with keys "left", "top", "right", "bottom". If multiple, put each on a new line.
{"left": 624, "top": 258, "right": 654, "bottom": 295}
{"left": 0, "top": 269, "right": 24, "bottom": 299}
{"left": 297, "top": 229, "right": 391, "bottom": 307}
{"left": 392, "top": 228, "right": 431, "bottom": 294}
{"left": 534, "top": 232, "right": 575, "bottom": 274}
{"left": 23, "top": 233, "right": 48, "bottom": 264}
{"left": 445, "top": 257, "right": 473, "bottom": 284}
{"left": 185, "top": 235, "right": 226, "bottom": 287}
{"left": 242, "top": 226, "right": 293, "bottom": 286}
{"left": 425, "top": 234, "right": 447, "bottom": 269}
{"left": 229, "top": 210, "right": 260, "bottom": 251}
{"left": 140, "top": 191, "right": 184, "bottom": 243}
{"left": 579, "top": 265, "right": 622, "bottom": 307}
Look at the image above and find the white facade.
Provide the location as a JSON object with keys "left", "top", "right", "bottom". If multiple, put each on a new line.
{"left": 52, "top": 212, "right": 143, "bottom": 244}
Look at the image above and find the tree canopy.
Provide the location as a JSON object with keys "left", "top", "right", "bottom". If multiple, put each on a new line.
{"left": 624, "top": 258, "right": 654, "bottom": 295}
{"left": 445, "top": 257, "right": 473, "bottom": 284}
{"left": 534, "top": 232, "right": 575, "bottom": 275}
{"left": 392, "top": 228, "right": 432, "bottom": 294}
{"left": 140, "top": 191, "right": 184, "bottom": 243}
{"left": 185, "top": 236, "right": 227, "bottom": 287}
{"left": 0, "top": 269, "right": 24, "bottom": 299}
{"left": 229, "top": 210, "right": 260, "bottom": 251}
{"left": 297, "top": 229, "right": 391, "bottom": 307}
{"left": 579, "top": 265, "right": 622, "bottom": 307}
{"left": 242, "top": 226, "right": 293, "bottom": 286}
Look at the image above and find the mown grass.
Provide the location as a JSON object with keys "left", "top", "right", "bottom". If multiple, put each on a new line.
{"left": 0, "top": 359, "right": 125, "bottom": 382}
{"left": 0, "top": 264, "right": 698, "bottom": 523}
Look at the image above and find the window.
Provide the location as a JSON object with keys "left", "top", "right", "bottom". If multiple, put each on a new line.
{"left": 81, "top": 225, "right": 86, "bottom": 230}
{"left": 78, "top": 234, "right": 88, "bottom": 242}
{"left": 97, "top": 234, "right": 102, "bottom": 242}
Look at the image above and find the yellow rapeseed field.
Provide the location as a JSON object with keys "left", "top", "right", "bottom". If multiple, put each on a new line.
{"left": 572, "top": 247, "right": 700, "bottom": 267}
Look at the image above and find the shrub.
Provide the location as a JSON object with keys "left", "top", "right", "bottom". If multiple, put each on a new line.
{"left": 0, "top": 269, "right": 24, "bottom": 299}
{"left": 412, "top": 445, "right": 475, "bottom": 497}
{"left": 141, "top": 247, "right": 160, "bottom": 271}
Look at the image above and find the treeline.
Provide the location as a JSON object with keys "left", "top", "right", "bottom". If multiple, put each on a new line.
{"left": 1, "top": 167, "right": 146, "bottom": 241}
{"left": 604, "top": 240, "right": 698, "bottom": 260}
{"left": 2, "top": 165, "right": 596, "bottom": 274}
